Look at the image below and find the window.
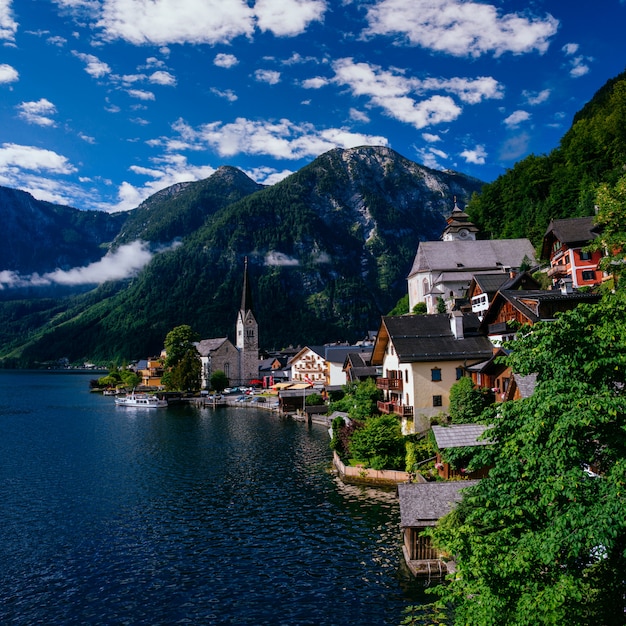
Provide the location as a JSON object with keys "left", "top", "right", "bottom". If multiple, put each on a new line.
{"left": 456, "top": 367, "right": 464, "bottom": 380}
{"left": 580, "top": 250, "right": 592, "bottom": 261}
{"left": 581, "top": 270, "right": 596, "bottom": 281}
{"left": 405, "top": 370, "right": 408, "bottom": 383}
{"left": 431, "top": 368, "right": 442, "bottom": 382}
{"left": 433, "top": 395, "right": 442, "bottom": 407}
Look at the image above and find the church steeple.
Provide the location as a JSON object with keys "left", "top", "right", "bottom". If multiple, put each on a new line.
{"left": 235, "top": 257, "right": 259, "bottom": 386}
{"left": 240, "top": 256, "right": 253, "bottom": 313}
{"left": 442, "top": 197, "right": 479, "bottom": 241}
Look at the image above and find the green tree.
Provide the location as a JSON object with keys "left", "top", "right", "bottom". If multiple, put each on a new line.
{"left": 329, "top": 378, "right": 381, "bottom": 421}
{"left": 162, "top": 325, "right": 201, "bottom": 392}
{"left": 349, "top": 414, "right": 405, "bottom": 470}
{"left": 210, "top": 370, "right": 229, "bottom": 392}
{"left": 431, "top": 291, "right": 626, "bottom": 625}
{"left": 448, "top": 376, "right": 490, "bottom": 423}
{"left": 588, "top": 171, "right": 626, "bottom": 285}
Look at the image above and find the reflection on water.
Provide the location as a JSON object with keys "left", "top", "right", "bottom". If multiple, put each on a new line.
{"left": 0, "top": 371, "right": 426, "bottom": 625}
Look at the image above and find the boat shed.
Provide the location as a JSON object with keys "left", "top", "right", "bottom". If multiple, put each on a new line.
{"left": 398, "top": 481, "right": 478, "bottom": 578}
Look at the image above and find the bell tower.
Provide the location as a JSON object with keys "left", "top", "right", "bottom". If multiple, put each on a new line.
{"left": 236, "top": 257, "right": 259, "bottom": 386}
{"left": 441, "top": 197, "right": 479, "bottom": 241}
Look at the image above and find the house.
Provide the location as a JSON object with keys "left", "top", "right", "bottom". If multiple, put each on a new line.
{"left": 324, "top": 345, "right": 372, "bottom": 388}
{"left": 258, "top": 355, "right": 290, "bottom": 388}
{"left": 465, "top": 347, "right": 510, "bottom": 401}
{"left": 466, "top": 271, "right": 540, "bottom": 320}
{"left": 407, "top": 204, "right": 536, "bottom": 314}
{"left": 136, "top": 357, "right": 164, "bottom": 388}
{"left": 398, "top": 481, "right": 479, "bottom": 578}
{"left": 195, "top": 337, "right": 238, "bottom": 390}
{"left": 541, "top": 216, "right": 603, "bottom": 289}
{"left": 343, "top": 351, "right": 377, "bottom": 383}
{"left": 480, "top": 287, "right": 601, "bottom": 345}
{"left": 371, "top": 312, "right": 494, "bottom": 433}
{"left": 432, "top": 424, "right": 492, "bottom": 480}
{"left": 289, "top": 346, "right": 326, "bottom": 386}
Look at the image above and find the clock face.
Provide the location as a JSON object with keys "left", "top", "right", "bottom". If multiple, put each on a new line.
{"left": 458, "top": 228, "right": 468, "bottom": 238}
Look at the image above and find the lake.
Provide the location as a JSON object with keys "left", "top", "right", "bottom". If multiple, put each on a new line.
{"left": 0, "top": 371, "right": 427, "bottom": 625}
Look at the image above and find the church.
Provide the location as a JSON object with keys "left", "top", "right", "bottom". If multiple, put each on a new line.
{"left": 407, "top": 201, "right": 536, "bottom": 314}
{"left": 196, "top": 258, "right": 259, "bottom": 389}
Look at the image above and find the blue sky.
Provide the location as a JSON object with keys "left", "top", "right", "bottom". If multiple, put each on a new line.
{"left": 1, "top": 0, "right": 625, "bottom": 213}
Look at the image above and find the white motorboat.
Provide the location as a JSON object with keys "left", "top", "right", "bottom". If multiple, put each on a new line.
{"left": 115, "top": 392, "right": 167, "bottom": 408}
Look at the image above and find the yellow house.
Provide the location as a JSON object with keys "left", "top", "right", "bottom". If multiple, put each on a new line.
{"left": 371, "top": 312, "right": 493, "bottom": 433}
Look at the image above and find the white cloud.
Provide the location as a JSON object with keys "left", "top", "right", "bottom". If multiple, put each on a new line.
{"left": 158, "top": 116, "right": 389, "bottom": 160}
{"left": 364, "top": 0, "right": 559, "bottom": 58}
{"left": 523, "top": 88, "right": 550, "bottom": 106}
{"left": 422, "top": 133, "right": 440, "bottom": 142}
{"left": 503, "top": 110, "right": 531, "bottom": 127}
{"left": 214, "top": 53, "right": 239, "bottom": 68}
{"left": 127, "top": 88, "right": 155, "bottom": 100}
{"left": 0, "top": 63, "right": 18, "bottom": 84}
{"left": 246, "top": 166, "right": 293, "bottom": 185}
{"left": 349, "top": 108, "right": 370, "bottom": 123}
{"left": 211, "top": 87, "right": 238, "bottom": 102}
{"left": 265, "top": 251, "right": 299, "bottom": 266}
{"left": 0, "top": 241, "right": 161, "bottom": 289}
{"left": 255, "top": 69, "right": 281, "bottom": 84}
{"left": 0, "top": 0, "right": 18, "bottom": 41}
{"left": 72, "top": 51, "right": 112, "bottom": 78}
{"left": 301, "top": 76, "right": 328, "bottom": 89}
{"left": 460, "top": 144, "right": 487, "bottom": 165}
{"left": 0, "top": 143, "right": 76, "bottom": 174}
{"left": 562, "top": 42, "right": 579, "bottom": 56}
{"left": 255, "top": 0, "right": 326, "bottom": 36}
{"left": 568, "top": 56, "right": 590, "bottom": 78}
{"left": 148, "top": 70, "right": 176, "bottom": 86}
{"left": 333, "top": 58, "right": 477, "bottom": 129}
{"left": 17, "top": 98, "right": 58, "bottom": 127}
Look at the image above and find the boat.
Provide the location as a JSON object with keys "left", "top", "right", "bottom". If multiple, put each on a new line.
{"left": 114, "top": 392, "right": 168, "bottom": 408}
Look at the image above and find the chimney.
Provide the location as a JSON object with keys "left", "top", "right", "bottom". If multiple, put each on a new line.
{"left": 559, "top": 277, "right": 573, "bottom": 295}
{"left": 450, "top": 311, "right": 464, "bottom": 339}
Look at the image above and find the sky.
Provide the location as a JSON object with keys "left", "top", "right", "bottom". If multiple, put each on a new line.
{"left": 1, "top": 0, "right": 626, "bottom": 216}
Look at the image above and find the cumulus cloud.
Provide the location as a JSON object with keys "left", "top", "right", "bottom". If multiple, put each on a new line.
{"left": 127, "top": 88, "right": 155, "bottom": 100}
{"left": 0, "top": 143, "right": 76, "bottom": 174}
{"left": 211, "top": 87, "right": 238, "bottom": 102}
{"left": 214, "top": 53, "right": 239, "bottom": 68}
{"left": 503, "top": 110, "right": 531, "bottom": 127}
{"left": 148, "top": 70, "right": 176, "bottom": 86}
{"left": 255, "top": 0, "right": 326, "bottom": 36}
{"left": 255, "top": 69, "right": 281, "bottom": 85}
{"left": 301, "top": 76, "right": 328, "bottom": 89}
{"left": 460, "top": 144, "right": 487, "bottom": 165}
{"left": 0, "top": 63, "right": 18, "bottom": 84}
{"left": 17, "top": 98, "right": 58, "bottom": 127}
{"left": 523, "top": 88, "right": 550, "bottom": 106}
{"left": 157, "top": 116, "right": 389, "bottom": 160}
{"left": 72, "top": 51, "right": 112, "bottom": 78}
{"left": 0, "top": 241, "right": 165, "bottom": 289}
{"left": 364, "top": 0, "right": 559, "bottom": 58}
{"left": 332, "top": 58, "right": 505, "bottom": 129}
{"left": 0, "top": 0, "right": 18, "bottom": 40}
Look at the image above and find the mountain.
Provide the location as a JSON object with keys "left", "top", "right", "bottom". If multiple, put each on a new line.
{"left": 0, "top": 186, "right": 124, "bottom": 275}
{"left": 0, "top": 146, "right": 483, "bottom": 366}
{"left": 467, "top": 68, "right": 626, "bottom": 246}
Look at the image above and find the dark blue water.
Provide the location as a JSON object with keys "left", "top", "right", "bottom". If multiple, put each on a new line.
{"left": 0, "top": 371, "right": 425, "bottom": 625}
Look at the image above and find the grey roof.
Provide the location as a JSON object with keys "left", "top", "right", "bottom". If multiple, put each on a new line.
{"left": 495, "top": 290, "right": 601, "bottom": 324}
{"left": 515, "top": 373, "right": 537, "bottom": 399}
{"left": 398, "top": 481, "right": 479, "bottom": 527}
{"left": 409, "top": 239, "right": 536, "bottom": 278}
{"left": 379, "top": 314, "right": 493, "bottom": 363}
{"left": 195, "top": 338, "right": 230, "bottom": 356}
{"left": 324, "top": 345, "right": 370, "bottom": 364}
{"left": 544, "top": 216, "right": 597, "bottom": 245}
{"left": 432, "top": 424, "right": 492, "bottom": 449}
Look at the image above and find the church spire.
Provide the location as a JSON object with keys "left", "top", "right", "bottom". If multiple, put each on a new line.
{"left": 240, "top": 256, "right": 253, "bottom": 313}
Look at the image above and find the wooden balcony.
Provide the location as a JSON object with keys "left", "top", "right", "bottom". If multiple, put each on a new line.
{"left": 378, "top": 400, "right": 413, "bottom": 417}
{"left": 547, "top": 264, "right": 569, "bottom": 278}
{"left": 376, "top": 377, "right": 403, "bottom": 391}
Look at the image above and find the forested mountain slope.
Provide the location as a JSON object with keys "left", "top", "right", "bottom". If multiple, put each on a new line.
{"left": 468, "top": 68, "right": 626, "bottom": 246}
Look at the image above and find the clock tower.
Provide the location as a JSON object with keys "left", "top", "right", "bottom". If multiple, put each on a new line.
{"left": 441, "top": 198, "right": 479, "bottom": 241}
